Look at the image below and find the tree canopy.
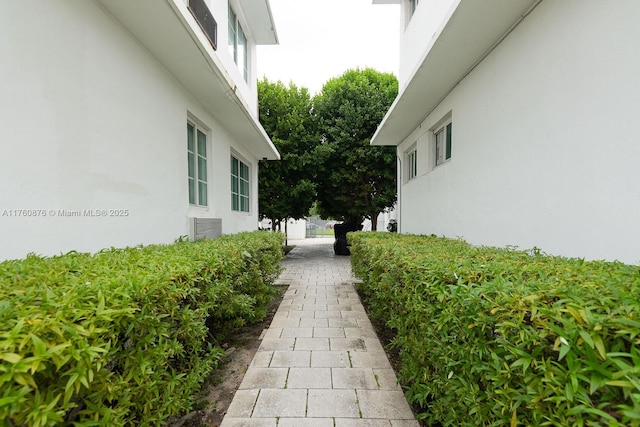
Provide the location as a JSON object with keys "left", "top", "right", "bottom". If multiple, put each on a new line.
{"left": 313, "top": 68, "right": 398, "bottom": 229}
{"left": 257, "top": 78, "right": 318, "bottom": 231}
{"left": 258, "top": 69, "right": 398, "bottom": 232}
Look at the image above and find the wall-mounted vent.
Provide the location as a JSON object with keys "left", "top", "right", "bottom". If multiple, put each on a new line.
{"left": 188, "top": 0, "right": 217, "bottom": 50}
{"left": 190, "top": 217, "right": 222, "bottom": 240}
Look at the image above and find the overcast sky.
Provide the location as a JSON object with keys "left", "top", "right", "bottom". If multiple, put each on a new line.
{"left": 257, "top": 0, "right": 401, "bottom": 95}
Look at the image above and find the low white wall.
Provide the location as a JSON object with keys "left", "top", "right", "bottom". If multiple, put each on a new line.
{"left": 398, "top": 0, "right": 640, "bottom": 264}
{"left": 0, "top": 0, "right": 260, "bottom": 260}
{"left": 259, "top": 219, "right": 306, "bottom": 240}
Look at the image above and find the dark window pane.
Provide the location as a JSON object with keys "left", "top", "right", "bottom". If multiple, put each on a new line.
{"left": 198, "top": 182, "right": 207, "bottom": 206}
{"left": 188, "top": 152, "right": 195, "bottom": 179}
{"left": 446, "top": 123, "right": 452, "bottom": 160}
{"left": 188, "top": 178, "right": 195, "bottom": 204}
{"left": 187, "top": 123, "right": 194, "bottom": 151}
{"left": 197, "top": 130, "right": 206, "bottom": 157}
{"left": 231, "top": 156, "right": 238, "bottom": 175}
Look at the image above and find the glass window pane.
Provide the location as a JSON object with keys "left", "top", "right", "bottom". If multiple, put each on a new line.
{"left": 228, "top": 6, "right": 237, "bottom": 61}
{"left": 240, "top": 196, "right": 248, "bottom": 212}
{"left": 408, "top": 150, "right": 417, "bottom": 179}
{"left": 231, "top": 157, "right": 238, "bottom": 175}
{"left": 188, "top": 123, "right": 195, "bottom": 204}
{"left": 240, "top": 162, "right": 249, "bottom": 179}
{"left": 435, "top": 129, "right": 443, "bottom": 165}
{"left": 240, "top": 180, "right": 248, "bottom": 196}
{"left": 446, "top": 123, "right": 452, "bottom": 160}
{"left": 188, "top": 178, "right": 195, "bottom": 204}
{"left": 188, "top": 152, "right": 195, "bottom": 179}
{"left": 187, "top": 123, "right": 194, "bottom": 151}
{"left": 197, "top": 130, "right": 206, "bottom": 157}
{"left": 198, "top": 155, "right": 207, "bottom": 181}
{"left": 232, "top": 193, "right": 239, "bottom": 211}
{"left": 198, "top": 182, "right": 207, "bottom": 206}
{"left": 238, "top": 25, "right": 247, "bottom": 81}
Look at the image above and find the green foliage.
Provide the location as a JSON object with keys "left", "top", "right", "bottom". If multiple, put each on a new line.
{"left": 258, "top": 78, "right": 319, "bottom": 229}
{"left": 314, "top": 68, "right": 398, "bottom": 227}
{"left": 349, "top": 232, "right": 640, "bottom": 426}
{"left": 0, "top": 231, "right": 284, "bottom": 426}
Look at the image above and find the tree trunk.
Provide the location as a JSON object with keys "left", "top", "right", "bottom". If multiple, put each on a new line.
{"left": 370, "top": 212, "right": 379, "bottom": 231}
{"left": 284, "top": 219, "right": 288, "bottom": 247}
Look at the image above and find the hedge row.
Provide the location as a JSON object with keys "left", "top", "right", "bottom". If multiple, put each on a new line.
{"left": 349, "top": 232, "right": 640, "bottom": 426}
{"left": 0, "top": 231, "right": 284, "bottom": 426}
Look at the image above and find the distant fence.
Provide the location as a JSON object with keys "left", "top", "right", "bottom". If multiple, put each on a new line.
{"left": 305, "top": 216, "right": 336, "bottom": 238}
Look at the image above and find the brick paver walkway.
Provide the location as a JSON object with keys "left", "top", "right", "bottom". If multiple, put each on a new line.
{"left": 220, "top": 237, "right": 418, "bottom": 427}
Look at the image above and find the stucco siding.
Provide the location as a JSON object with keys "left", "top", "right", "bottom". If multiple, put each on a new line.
{"left": 0, "top": 0, "right": 261, "bottom": 260}
{"left": 398, "top": 0, "right": 640, "bottom": 264}
{"left": 399, "top": 0, "right": 458, "bottom": 86}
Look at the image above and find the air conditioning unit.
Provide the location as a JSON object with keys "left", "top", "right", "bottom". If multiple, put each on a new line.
{"left": 190, "top": 217, "right": 222, "bottom": 240}
{"left": 187, "top": 0, "right": 217, "bottom": 50}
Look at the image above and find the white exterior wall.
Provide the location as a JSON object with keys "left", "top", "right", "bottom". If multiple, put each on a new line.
{"left": 0, "top": 0, "right": 262, "bottom": 260}
{"left": 212, "top": 0, "right": 260, "bottom": 114}
{"left": 398, "top": 0, "right": 458, "bottom": 86}
{"left": 397, "top": 0, "right": 640, "bottom": 264}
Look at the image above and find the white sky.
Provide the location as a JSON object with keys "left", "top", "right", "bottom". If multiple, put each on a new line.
{"left": 257, "top": 0, "right": 401, "bottom": 95}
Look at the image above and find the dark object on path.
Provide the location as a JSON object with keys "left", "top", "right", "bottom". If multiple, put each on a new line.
{"left": 333, "top": 223, "right": 362, "bottom": 255}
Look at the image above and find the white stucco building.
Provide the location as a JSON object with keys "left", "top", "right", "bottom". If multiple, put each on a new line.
{"left": 0, "top": 0, "right": 280, "bottom": 260}
{"left": 372, "top": 0, "right": 640, "bottom": 264}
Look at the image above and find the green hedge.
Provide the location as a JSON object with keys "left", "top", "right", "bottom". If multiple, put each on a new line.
{"left": 349, "top": 232, "right": 640, "bottom": 426}
{"left": 0, "top": 231, "right": 284, "bottom": 426}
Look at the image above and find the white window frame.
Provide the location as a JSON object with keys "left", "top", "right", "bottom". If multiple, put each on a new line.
{"left": 187, "top": 121, "right": 208, "bottom": 206}
{"left": 434, "top": 121, "right": 452, "bottom": 167}
{"left": 228, "top": 5, "right": 248, "bottom": 82}
{"left": 231, "top": 154, "right": 250, "bottom": 213}
{"left": 406, "top": 147, "right": 418, "bottom": 181}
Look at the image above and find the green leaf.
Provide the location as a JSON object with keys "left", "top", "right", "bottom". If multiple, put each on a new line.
{"left": 593, "top": 334, "right": 606, "bottom": 360}
{"left": 578, "top": 330, "right": 594, "bottom": 349}
{"left": 605, "top": 380, "right": 635, "bottom": 388}
{"left": 1, "top": 352, "right": 23, "bottom": 363}
{"left": 30, "top": 334, "right": 47, "bottom": 357}
{"left": 559, "top": 343, "right": 571, "bottom": 361}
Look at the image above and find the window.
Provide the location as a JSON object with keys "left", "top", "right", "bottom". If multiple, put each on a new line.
{"left": 188, "top": 0, "right": 217, "bottom": 49}
{"left": 187, "top": 122, "right": 208, "bottom": 206}
{"left": 228, "top": 5, "right": 248, "bottom": 82}
{"left": 231, "top": 155, "right": 250, "bottom": 212}
{"left": 435, "top": 122, "right": 452, "bottom": 166}
{"left": 407, "top": 148, "right": 418, "bottom": 180}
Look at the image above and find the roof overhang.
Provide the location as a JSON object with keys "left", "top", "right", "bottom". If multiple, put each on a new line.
{"left": 242, "top": 0, "right": 279, "bottom": 45}
{"left": 96, "top": 0, "right": 280, "bottom": 160}
{"left": 371, "top": 0, "right": 540, "bottom": 146}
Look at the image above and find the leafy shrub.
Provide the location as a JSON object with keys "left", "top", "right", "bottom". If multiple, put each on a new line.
{"left": 349, "top": 232, "right": 640, "bottom": 426}
{"left": 0, "top": 231, "right": 284, "bottom": 426}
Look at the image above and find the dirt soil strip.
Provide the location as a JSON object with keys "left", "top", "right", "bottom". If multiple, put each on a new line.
{"left": 167, "top": 286, "right": 287, "bottom": 427}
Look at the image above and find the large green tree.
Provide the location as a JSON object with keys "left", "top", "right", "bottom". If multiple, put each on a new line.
{"left": 313, "top": 68, "right": 398, "bottom": 230}
{"left": 258, "top": 78, "right": 318, "bottom": 231}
